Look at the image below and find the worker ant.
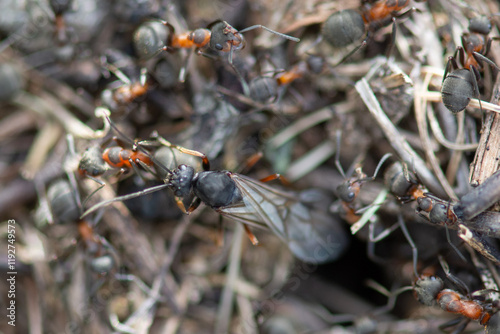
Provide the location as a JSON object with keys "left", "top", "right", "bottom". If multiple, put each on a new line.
{"left": 384, "top": 161, "right": 425, "bottom": 203}
{"left": 415, "top": 193, "right": 500, "bottom": 265}
{"left": 99, "top": 51, "right": 151, "bottom": 113}
{"left": 44, "top": 177, "right": 117, "bottom": 275}
{"left": 334, "top": 131, "right": 392, "bottom": 224}
{"left": 248, "top": 55, "right": 325, "bottom": 103}
{"left": 49, "top": 0, "right": 73, "bottom": 44}
{"left": 441, "top": 15, "right": 500, "bottom": 114}
{"left": 134, "top": 19, "right": 299, "bottom": 61}
{"left": 133, "top": 19, "right": 299, "bottom": 91}
{"left": 413, "top": 256, "right": 500, "bottom": 332}
{"left": 81, "top": 121, "right": 348, "bottom": 264}
{"left": 321, "top": 0, "right": 423, "bottom": 64}
{"left": 78, "top": 128, "right": 154, "bottom": 187}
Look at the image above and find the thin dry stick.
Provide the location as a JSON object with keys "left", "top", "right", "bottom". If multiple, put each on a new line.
{"left": 470, "top": 74, "right": 500, "bottom": 184}
{"left": 445, "top": 111, "right": 466, "bottom": 185}
{"left": 426, "top": 107, "right": 478, "bottom": 151}
{"left": 215, "top": 224, "right": 244, "bottom": 334}
{"left": 355, "top": 78, "right": 446, "bottom": 198}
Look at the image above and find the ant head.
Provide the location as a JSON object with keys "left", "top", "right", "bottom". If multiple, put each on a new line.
{"left": 78, "top": 146, "right": 108, "bottom": 177}
{"left": 337, "top": 180, "right": 359, "bottom": 203}
{"left": 413, "top": 275, "right": 444, "bottom": 306}
{"left": 322, "top": 9, "right": 365, "bottom": 48}
{"left": 169, "top": 164, "right": 195, "bottom": 197}
{"left": 209, "top": 20, "right": 244, "bottom": 52}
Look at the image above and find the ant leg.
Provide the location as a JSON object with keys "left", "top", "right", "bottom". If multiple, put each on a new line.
{"left": 469, "top": 66, "right": 484, "bottom": 121}
{"left": 438, "top": 317, "right": 470, "bottom": 333}
{"left": 473, "top": 52, "right": 500, "bottom": 71}
{"left": 259, "top": 173, "right": 291, "bottom": 187}
{"left": 399, "top": 214, "right": 419, "bottom": 278}
{"left": 149, "top": 133, "right": 210, "bottom": 171}
{"left": 442, "top": 56, "right": 459, "bottom": 85}
{"left": 445, "top": 224, "right": 467, "bottom": 262}
{"left": 385, "top": 18, "right": 397, "bottom": 60}
{"left": 367, "top": 218, "right": 400, "bottom": 265}
{"left": 438, "top": 255, "right": 470, "bottom": 295}
{"left": 243, "top": 224, "right": 259, "bottom": 245}
{"left": 453, "top": 46, "right": 465, "bottom": 68}
{"left": 236, "top": 152, "right": 263, "bottom": 174}
{"left": 332, "top": 39, "right": 368, "bottom": 67}
{"left": 226, "top": 47, "right": 251, "bottom": 97}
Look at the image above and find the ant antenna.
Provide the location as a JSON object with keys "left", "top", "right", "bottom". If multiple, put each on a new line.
{"left": 237, "top": 25, "right": 301, "bottom": 43}
{"left": 334, "top": 129, "right": 346, "bottom": 178}
{"left": 80, "top": 183, "right": 170, "bottom": 219}
{"left": 365, "top": 153, "right": 393, "bottom": 181}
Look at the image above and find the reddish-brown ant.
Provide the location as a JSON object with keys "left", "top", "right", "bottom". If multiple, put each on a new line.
{"left": 321, "top": 0, "right": 423, "bottom": 63}
{"left": 133, "top": 19, "right": 299, "bottom": 91}
{"left": 78, "top": 132, "right": 154, "bottom": 186}
{"left": 134, "top": 19, "right": 299, "bottom": 60}
{"left": 247, "top": 56, "right": 324, "bottom": 103}
{"left": 413, "top": 256, "right": 499, "bottom": 332}
{"left": 100, "top": 52, "right": 151, "bottom": 112}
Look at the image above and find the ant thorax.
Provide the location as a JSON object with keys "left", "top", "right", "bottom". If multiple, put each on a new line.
{"left": 192, "top": 171, "right": 243, "bottom": 208}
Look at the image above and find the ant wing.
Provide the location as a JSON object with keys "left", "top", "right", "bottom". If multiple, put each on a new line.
{"left": 217, "top": 174, "right": 348, "bottom": 264}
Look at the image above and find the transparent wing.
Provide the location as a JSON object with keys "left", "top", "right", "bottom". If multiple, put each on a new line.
{"left": 218, "top": 174, "right": 348, "bottom": 263}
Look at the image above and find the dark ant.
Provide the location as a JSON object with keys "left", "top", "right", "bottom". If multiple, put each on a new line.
{"left": 415, "top": 193, "right": 500, "bottom": 265}
{"left": 49, "top": 0, "right": 73, "bottom": 44}
{"left": 134, "top": 19, "right": 299, "bottom": 60}
{"left": 321, "top": 0, "right": 423, "bottom": 64}
{"left": 384, "top": 161, "right": 425, "bottom": 203}
{"left": 81, "top": 122, "right": 348, "bottom": 264}
{"left": 99, "top": 52, "right": 150, "bottom": 112}
{"left": 78, "top": 133, "right": 154, "bottom": 186}
{"left": 334, "top": 131, "right": 392, "bottom": 224}
{"left": 133, "top": 19, "right": 299, "bottom": 90}
{"left": 248, "top": 56, "right": 325, "bottom": 103}
{"left": 45, "top": 178, "right": 116, "bottom": 275}
{"left": 441, "top": 16, "right": 500, "bottom": 114}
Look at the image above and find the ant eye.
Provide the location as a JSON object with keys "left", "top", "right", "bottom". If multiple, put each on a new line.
{"left": 346, "top": 192, "right": 355, "bottom": 201}
{"left": 215, "top": 43, "right": 223, "bottom": 51}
